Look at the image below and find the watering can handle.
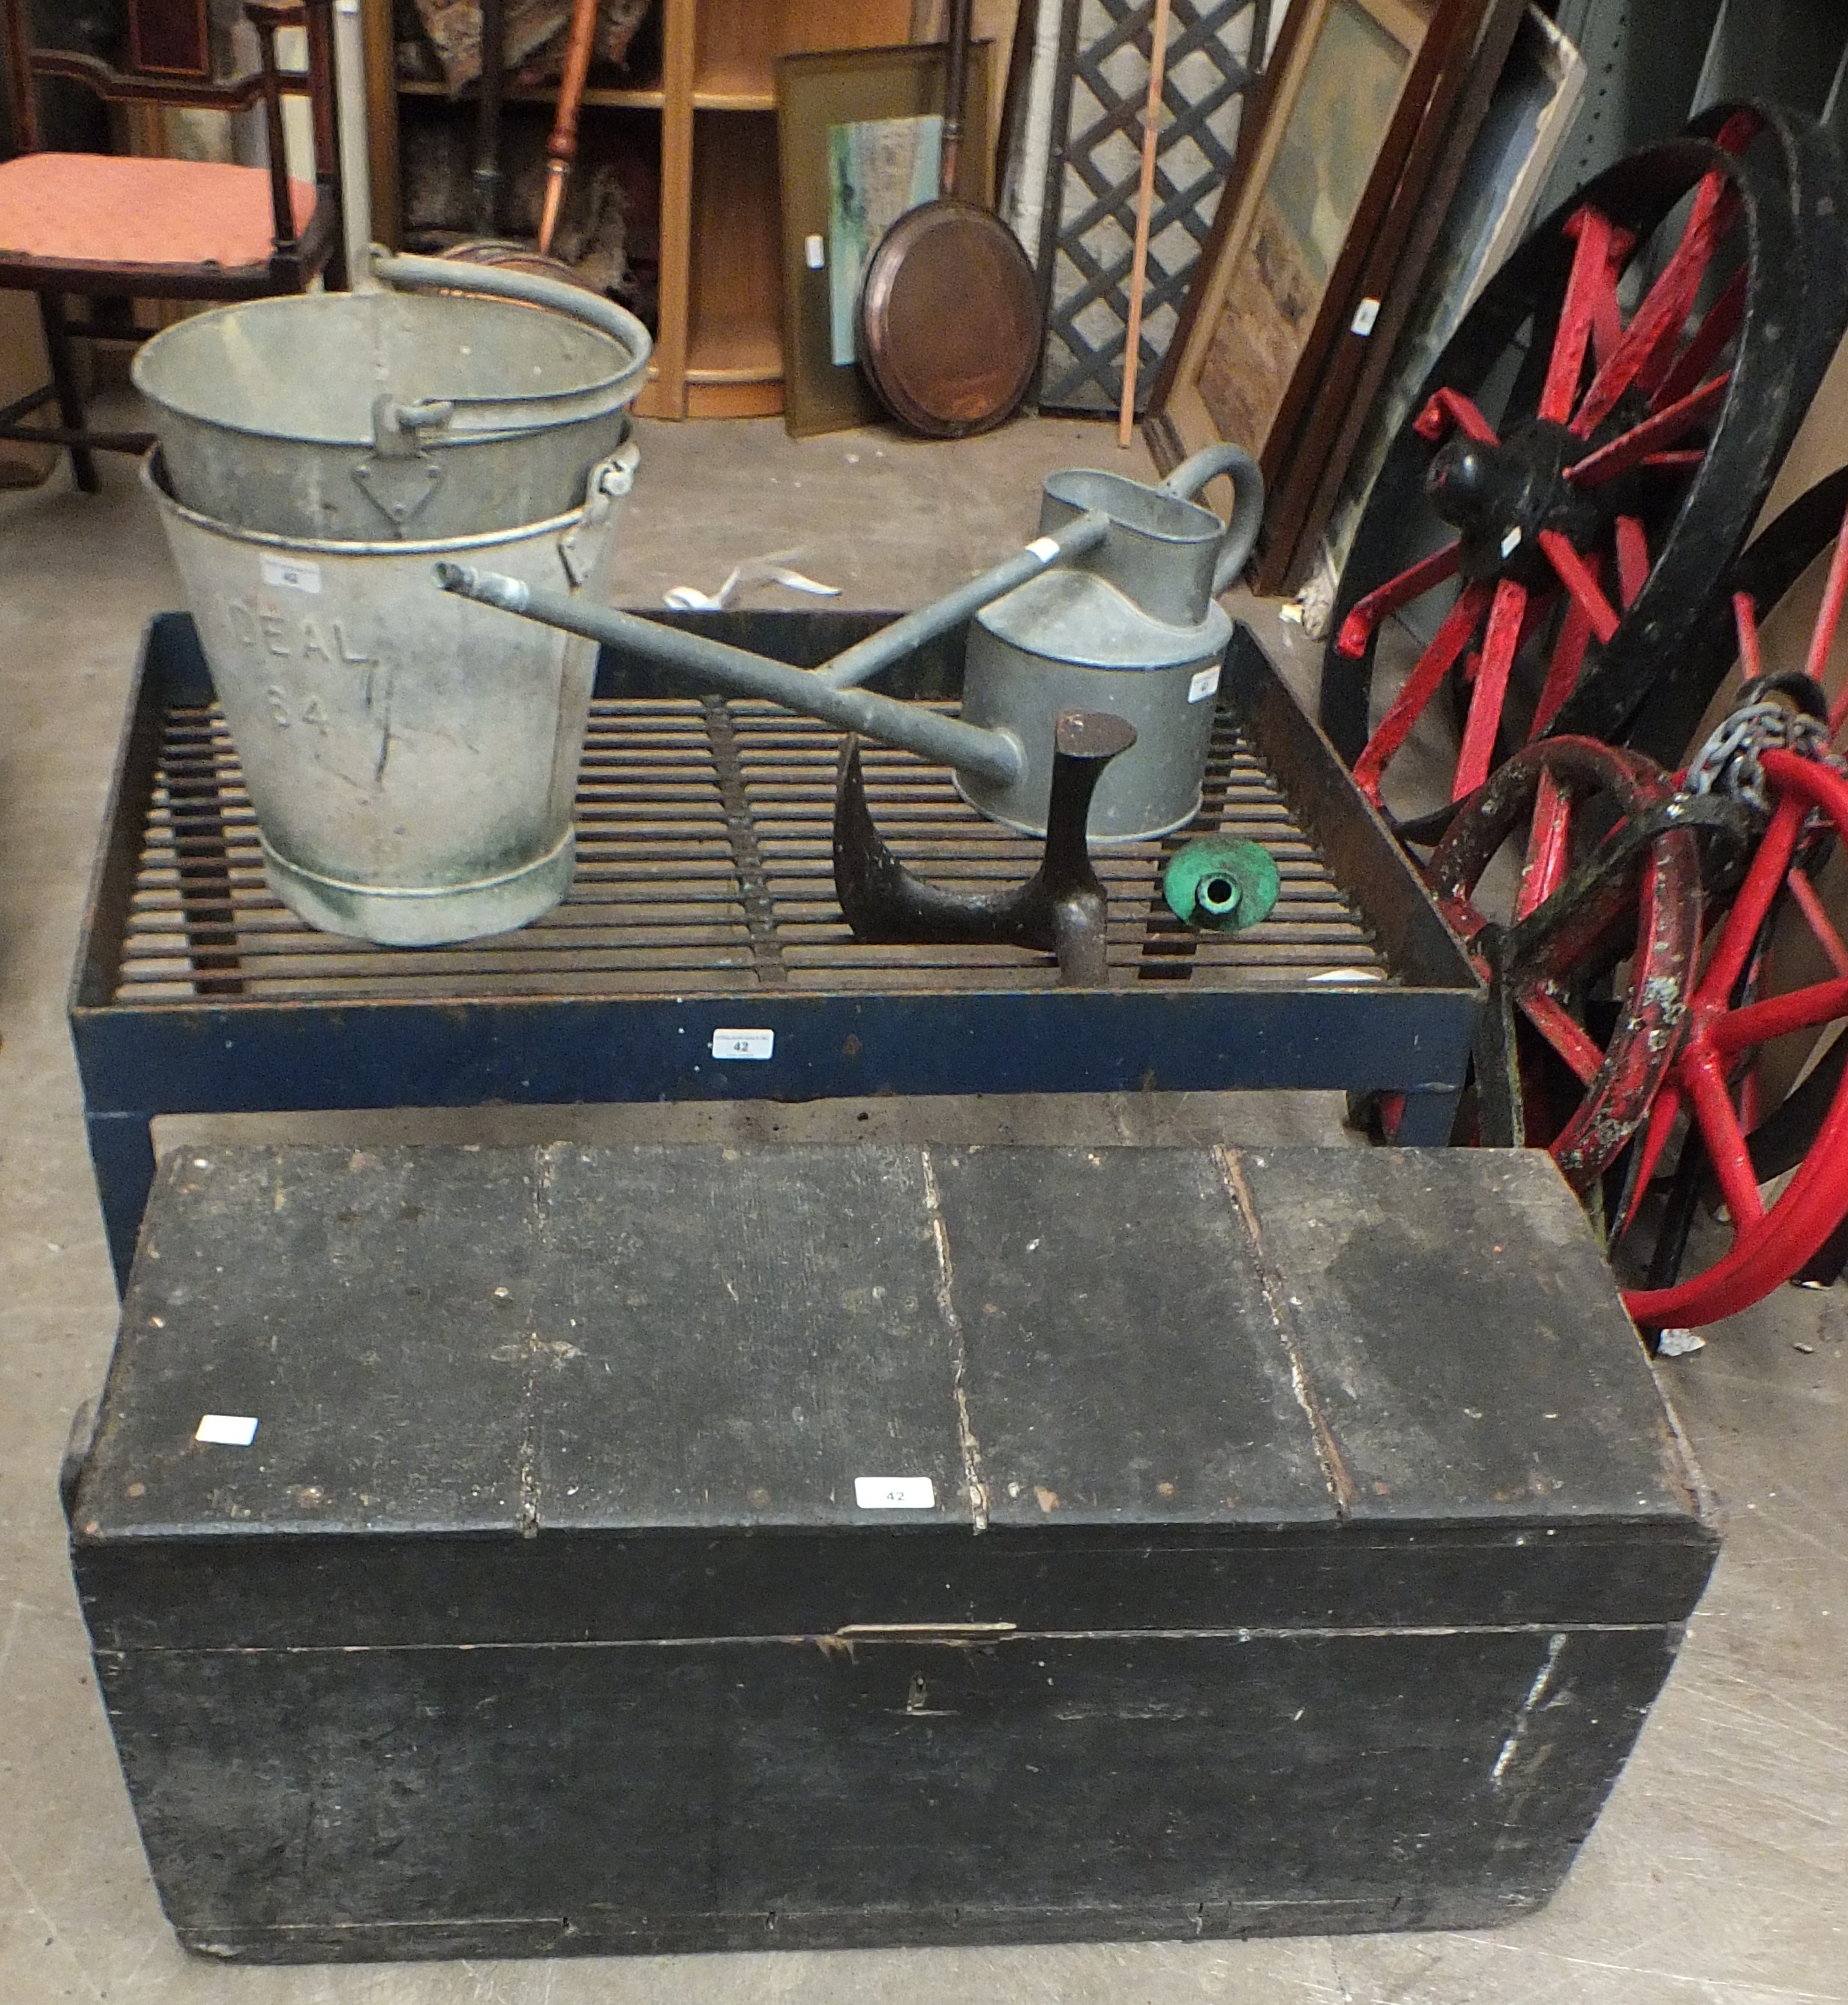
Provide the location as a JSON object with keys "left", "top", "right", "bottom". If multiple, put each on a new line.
{"left": 371, "top": 249, "right": 655, "bottom": 374}
{"left": 1159, "top": 443, "right": 1264, "bottom": 597}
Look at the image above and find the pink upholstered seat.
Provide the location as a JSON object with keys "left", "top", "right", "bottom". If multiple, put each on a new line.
{"left": 0, "top": 152, "right": 315, "bottom": 272}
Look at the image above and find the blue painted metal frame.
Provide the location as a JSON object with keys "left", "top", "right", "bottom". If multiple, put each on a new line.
{"left": 70, "top": 613, "right": 1482, "bottom": 1290}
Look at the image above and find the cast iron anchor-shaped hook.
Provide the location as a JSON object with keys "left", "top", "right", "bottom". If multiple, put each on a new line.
{"left": 833, "top": 710, "right": 1138, "bottom": 988}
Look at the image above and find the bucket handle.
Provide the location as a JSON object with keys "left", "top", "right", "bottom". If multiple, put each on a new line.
{"left": 1159, "top": 443, "right": 1264, "bottom": 597}
{"left": 371, "top": 249, "right": 655, "bottom": 381}
{"left": 558, "top": 436, "right": 640, "bottom": 587}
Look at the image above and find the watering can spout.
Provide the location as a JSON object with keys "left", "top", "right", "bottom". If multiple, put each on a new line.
{"left": 436, "top": 562, "right": 1030, "bottom": 788}
{"left": 434, "top": 561, "right": 530, "bottom": 613}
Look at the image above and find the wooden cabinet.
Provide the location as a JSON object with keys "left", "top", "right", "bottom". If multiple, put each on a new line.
{"left": 363, "top": 0, "right": 911, "bottom": 419}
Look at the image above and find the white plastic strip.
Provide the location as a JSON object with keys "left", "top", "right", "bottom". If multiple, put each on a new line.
{"left": 854, "top": 1476, "right": 936, "bottom": 1510}
{"left": 711, "top": 1028, "right": 774, "bottom": 1061}
{"left": 261, "top": 555, "right": 321, "bottom": 595}
{"left": 196, "top": 1414, "right": 259, "bottom": 1446}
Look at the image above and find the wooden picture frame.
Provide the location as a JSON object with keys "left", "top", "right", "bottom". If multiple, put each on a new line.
{"left": 1144, "top": 0, "right": 1484, "bottom": 556}
{"left": 1315, "top": 3, "right": 1586, "bottom": 585}
{"left": 1257, "top": 0, "right": 1527, "bottom": 588}
{"left": 776, "top": 41, "right": 995, "bottom": 440}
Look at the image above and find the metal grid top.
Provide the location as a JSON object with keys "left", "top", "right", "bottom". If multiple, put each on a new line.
{"left": 118, "top": 695, "right": 1390, "bottom": 1004}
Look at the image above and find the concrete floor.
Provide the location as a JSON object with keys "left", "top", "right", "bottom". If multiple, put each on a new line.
{"left": 0, "top": 416, "right": 1843, "bottom": 2003}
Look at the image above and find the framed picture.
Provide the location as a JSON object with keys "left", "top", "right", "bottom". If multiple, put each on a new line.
{"left": 777, "top": 41, "right": 996, "bottom": 440}
{"left": 1253, "top": 0, "right": 1530, "bottom": 586}
{"left": 1315, "top": 5, "right": 1586, "bottom": 585}
{"left": 1146, "top": 0, "right": 1487, "bottom": 539}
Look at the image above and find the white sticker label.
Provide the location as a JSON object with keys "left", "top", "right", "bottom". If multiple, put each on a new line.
{"left": 854, "top": 1476, "right": 936, "bottom": 1510}
{"left": 196, "top": 1413, "right": 259, "bottom": 1446}
{"left": 1351, "top": 297, "right": 1381, "bottom": 337}
{"left": 1188, "top": 664, "right": 1222, "bottom": 704}
{"left": 1026, "top": 534, "right": 1063, "bottom": 563}
{"left": 260, "top": 555, "right": 321, "bottom": 595}
{"left": 805, "top": 233, "right": 825, "bottom": 270}
{"left": 711, "top": 1028, "right": 774, "bottom": 1061}
{"left": 1500, "top": 526, "right": 1522, "bottom": 558}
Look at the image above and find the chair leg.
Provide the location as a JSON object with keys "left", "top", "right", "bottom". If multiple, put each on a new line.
{"left": 38, "top": 293, "right": 98, "bottom": 494}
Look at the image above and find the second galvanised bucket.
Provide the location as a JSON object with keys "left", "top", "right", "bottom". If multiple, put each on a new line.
{"left": 132, "top": 266, "right": 652, "bottom": 542}
{"left": 145, "top": 440, "right": 636, "bottom": 946}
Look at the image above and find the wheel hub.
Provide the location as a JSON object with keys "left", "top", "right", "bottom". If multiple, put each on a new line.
{"left": 1425, "top": 418, "right": 1606, "bottom": 587}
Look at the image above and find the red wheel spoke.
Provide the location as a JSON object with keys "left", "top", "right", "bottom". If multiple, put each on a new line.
{"left": 1737, "top": 1061, "right": 1763, "bottom": 1137}
{"left": 1638, "top": 449, "right": 1708, "bottom": 474}
{"left": 1618, "top": 1079, "right": 1685, "bottom": 1235}
{"left": 1516, "top": 771, "right": 1572, "bottom": 917}
{"left": 1708, "top": 106, "right": 1765, "bottom": 154}
{"left": 1702, "top": 791, "right": 1808, "bottom": 1005}
{"left": 1530, "top": 569, "right": 1598, "bottom": 737}
{"left": 1712, "top": 976, "right": 1848, "bottom": 1055}
{"left": 1589, "top": 243, "right": 1626, "bottom": 366}
{"left": 1627, "top": 1069, "right": 1848, "bottom": 1328}
{"left": 1565, "top": 374, "right": 1728, "bottom": 489}
{"left": 1414, "top": 389, "right": 1500, "bottom": 445}
{"left": 1733, "top": 590, "right": 1763, "bottom": 681}
{"left": 1574, "top": 174, "right": 1738, "bottom": 435}
{"left": 1654, "top": 264, "right": 1747, "bottom": 411}
{"left": 1786, "top": 865, "right": 1848, "bottom": 978}
{"left": 1629, "top": 179, "right": 1739, "bottom": 406}
{"left": 1541, "top": 208, "right": 1616, "bottom": 423}
{"left": 1804, "top": 491, "right": 1848, "bottom": 705}
{"left": 1614, "top": 515, "right": 1649, "bottom": 608}
{"left": 1335, "top": 539, "right": 1462, "bottom": 659}
{"left": 1626, "top": 1072, "right": 1848, "bottom": 1324}
{"left": 1454, "top": 579, "right": 1527, "bottom": 798}
{"left": 1519, "top": 989, "right": 1606, "bottom": 1087}
{"left": 1352, "top": 582, "right": 1492, "bottom": 802}
{"left": 1537, "top": 530, "right": 1621, "bottom": 644}
{"left": 1682, "top": 1052, "right": 1766, "bottom": 1228}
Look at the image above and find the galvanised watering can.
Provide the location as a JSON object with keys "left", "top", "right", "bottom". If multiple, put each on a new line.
{"left": 436, "top": 443, "right": 1262, "bottom": 844}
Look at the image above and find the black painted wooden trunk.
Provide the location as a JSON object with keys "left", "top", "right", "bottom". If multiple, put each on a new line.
{"left": 69, "top": 1142, "right": 1718, "bottom": 1961}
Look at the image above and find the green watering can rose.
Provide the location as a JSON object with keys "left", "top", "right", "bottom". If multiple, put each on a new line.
{"left": 1162, "top": 836, "right": 1280, "bottom": 932}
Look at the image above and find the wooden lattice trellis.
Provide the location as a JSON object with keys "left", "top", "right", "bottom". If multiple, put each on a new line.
{"left": 1036, "top": 0, "right": 1274, "bottom": 416}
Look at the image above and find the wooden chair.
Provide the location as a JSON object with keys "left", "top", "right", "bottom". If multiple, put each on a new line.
{"left": 0, "top": 0, "right": 340, "bottom": 491}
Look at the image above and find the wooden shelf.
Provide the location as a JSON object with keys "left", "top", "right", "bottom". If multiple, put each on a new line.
{"left": 368, "top": 0, "right": 920, "bottom": 419}
{"left": 692, "top": 0, "right": 908, "bottom": 111}
{"left": 689, "top": 76, "right": 775, "bottom": 111}
{"left": 686, "top": 319, "right": 782, "bottom": 383}
{"left": 397, "top": 77, "right": 667, "bottom": 110}
{"left": 682, "top": 106, "right": 782, "bottom": 413}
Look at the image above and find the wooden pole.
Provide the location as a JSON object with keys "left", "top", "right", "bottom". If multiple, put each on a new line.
{"left": 539, "top": 0, "right": 603, "bottom": 255}
{"left": 1118, "top": 0, "right": 1172, "bottom": 448}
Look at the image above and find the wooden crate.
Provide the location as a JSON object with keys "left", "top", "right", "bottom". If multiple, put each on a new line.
{"left": 70, "top": 1140, "right": 1714, "bottom": 1959}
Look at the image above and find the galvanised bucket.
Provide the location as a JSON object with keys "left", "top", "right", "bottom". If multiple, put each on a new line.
{"left": 145, "top": 440, "right": 635, "bottom": 946}
{"left": 133, "top": 279, "right": 650, "bottom": 542}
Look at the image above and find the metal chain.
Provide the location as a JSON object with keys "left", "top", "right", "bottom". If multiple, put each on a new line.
{"left": 1684, "top": 699, "right": 1844, "bottom": 815}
